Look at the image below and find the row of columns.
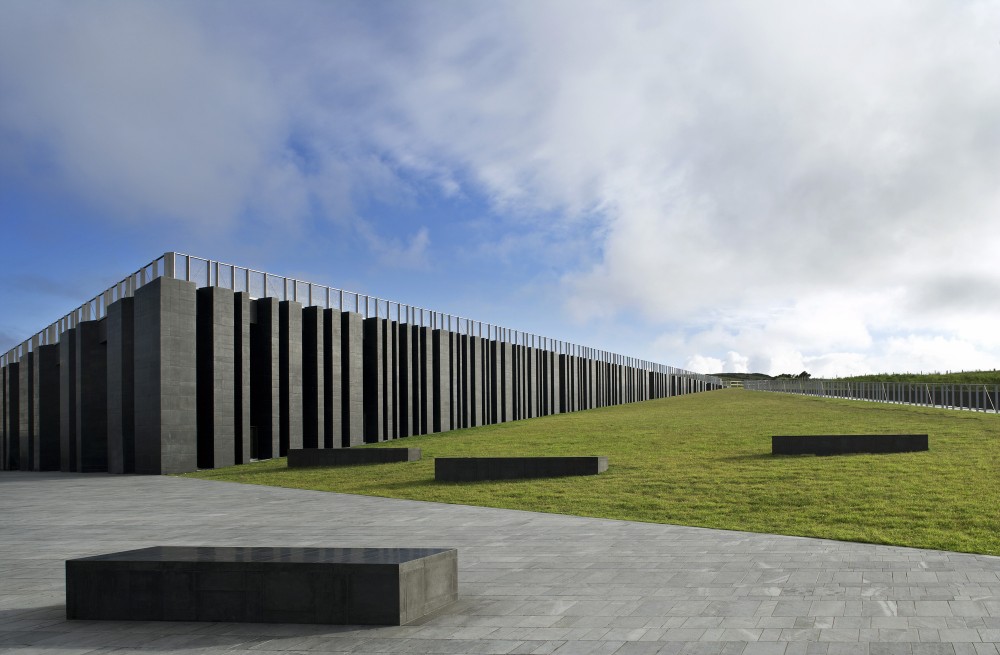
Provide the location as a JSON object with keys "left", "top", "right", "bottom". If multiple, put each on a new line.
{"left": 1, "top": 276, "right": 719, "bottom": 474}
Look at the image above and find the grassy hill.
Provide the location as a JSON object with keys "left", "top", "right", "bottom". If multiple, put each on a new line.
{"left": 186, "top": 390, "right": 1000, "bottom": 555}
{"left": 715, "top": 370, "right": 1000, "bottom": 384}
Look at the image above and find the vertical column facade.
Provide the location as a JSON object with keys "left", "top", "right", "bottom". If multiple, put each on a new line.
{"left": 234, "top": 292, "right": 251, "bottom": 464}
{"left": 107, "top": 297, "right": 135, "bottom": 474}
{"left": 18, "top": 352, "right": 33, "bottom": 471}
{"left": 196, "top": 286, "right": 236, "bottom": 470}
{"left": 322, "top": 308, "right": 342, "bottom": 448}
{"left": 76, "top": 321, "right": 107, "bottom": 472}
{"left": 134, "top": 276, "right": 197, "bottom": 474}
{"left": 341, "top": 312, "right": 364, "bottom": 447}
{"left": 250, "top": 298, "right": 280, "bottom": 459}
{"left": 301, "top": 306, "right": 325, "bottom": 449}
{"left": 59, "top": 331, "right": 76, "bottom": 471}
{"left": 278, "top": 301, "right": 303, "bottom": 455}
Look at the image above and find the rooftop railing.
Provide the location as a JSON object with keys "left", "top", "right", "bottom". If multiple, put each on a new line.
{"left": 1, "top": 252, "right": 721, "bottom": 385}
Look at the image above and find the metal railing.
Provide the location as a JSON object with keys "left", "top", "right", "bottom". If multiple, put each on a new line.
{"left": 1, "top": 252, "right": 722, "bottom": 386}
{"left": 745, "top": 378, "right": 1000, "bottom": 414}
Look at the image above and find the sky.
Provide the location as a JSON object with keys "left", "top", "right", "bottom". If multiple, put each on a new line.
{"left": 2, "top": 0, "right": 999, "bottom": 377}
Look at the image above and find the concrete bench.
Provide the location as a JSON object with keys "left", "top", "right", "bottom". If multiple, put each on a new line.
{"left": 435, "top": 456, "right": 608, "bottom": 481}
{"left": 772, "top": 434, "right": 928, "bottom": 456}
{"left": 66, "top": 546, "right": 457, "bottom": 625}
{"left": 287, "top": 447, "right": 421, "bottom": 468}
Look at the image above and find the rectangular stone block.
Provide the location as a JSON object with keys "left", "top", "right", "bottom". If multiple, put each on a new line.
{"left": 287, "top": 447, "right": 421, "bottom": 467}
{"left": 279, "top": 301, "right": 303, "bottom": 455}
{"left": 134, "top": 277, "right": 197, "bottom": 474}
{"left": 772, "top": 434, "right": 929, "bottom": 456}
{"left": 76, "top": 320, "right": 107, "bottom": 472}
{"left": 435, "top": 456, "right": 609, "bottom": 482}
{"left": 398, "top": 323, "right": 414, "bottom": 437}
{"left": 66, "top": 546, "right": 458, "bottom": 626}
{"left": 107, "top": 298, "right": 135, "bottom": 474}
{"left": 250, "top": 298, "right": 280, "bottom": 460}
{"left": 197, "top": 286, "right": 236, "bottom": 469}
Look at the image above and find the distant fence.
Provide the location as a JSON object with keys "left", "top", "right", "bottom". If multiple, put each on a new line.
{"left": 745, "top": 379, "right": 1000, "bottom": 414}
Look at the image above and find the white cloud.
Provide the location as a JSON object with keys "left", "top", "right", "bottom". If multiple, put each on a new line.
{"left": 3, "top": 1, "right": 1000, "bottom": 373}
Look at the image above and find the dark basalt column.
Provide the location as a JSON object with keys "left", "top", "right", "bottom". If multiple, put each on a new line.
{"left": 196, "top": 286, "right": 236, "bottom": 470}
{"left": 107, "top": 298, "right": 135, "bottom": 473}
{"left": 250, "top": 297, "right": 280, "bottom": 460}
{"left": 341, "top": 312, "right": 364, "bottom": 447}
{"left": 278, "top": 301, "right": 303, "bottom": 455}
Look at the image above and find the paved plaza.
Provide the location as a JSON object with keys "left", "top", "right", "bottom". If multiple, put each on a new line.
{"left": 1, "top": 472, "right": 998, "bottom": 655}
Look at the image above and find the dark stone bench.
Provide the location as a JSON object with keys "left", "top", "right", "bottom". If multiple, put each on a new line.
{"left": 66, "top": 546, "right": 457, "bottom": 625}
{"left": 772, "top": 434, "right": 928, "bottom": 456}
{"left": 435, "top": 456, "right": 608, "bottom": 481}
{"left": 287, "top": 447, "right": 421, "bottom": 468}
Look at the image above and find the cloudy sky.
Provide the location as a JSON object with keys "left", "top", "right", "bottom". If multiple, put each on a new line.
{"left": 2, "top": 1, "right": 999, "bottom": 376}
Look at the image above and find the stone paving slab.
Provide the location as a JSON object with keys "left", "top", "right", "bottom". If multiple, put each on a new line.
{"left": 0, "top": 471, "right": 998, "bottom": 655}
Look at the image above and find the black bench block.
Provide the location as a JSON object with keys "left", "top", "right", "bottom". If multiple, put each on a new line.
{"left": 287, "top": 447, "right": 421, "bottom": 467}
{"left": 772, "top": 434, "right": 928, "bottom": 456}
{"left": 66, "top": 546, "right": 457, "bottom": 625}
{"left": 435, "top": 456, "right": 608, "bottom": 481}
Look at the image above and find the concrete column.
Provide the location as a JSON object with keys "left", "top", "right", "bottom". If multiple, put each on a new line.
{"left": 250, "top": 298, "right": 280, "bottom": 460}
{"left": 107, "top": 297, "right": 135, "bottom": 474}
{"left": 301, "top": 306, "right": 325, "bottom": 449}
{"left": 76, "top": 321, "right": 107, "bottom": 472}
{"left": 59, "top": 331, "right": 76, "bottom": 471}
{"left": 279, "top": 301, "right": 303, "bottom": 455}
{"left": 471, "top": 336, "right": 484, "bottom": 427}
{"left": 387, "top": 320, "right": 399, "bottom": 440}
{"left": 134, "top": 276, "right": 197, "bottom": 474}
{"left": 432, "top": 329, "right": 451, "bottom": 433}
{"left": 196, "top": 286, "right": 236, "bottom": 470}
{"left": 1, "top": 365, "right": 6, "bottom": 470}
{"left": 419, "top": 326, "right": 434, "bottom": 434}
{"left": 234, "top": 292, "right": 251, "bottom": 464}
{"left": 341, "top": 311, "right": 364, "bottom": 447}
{"left": 398, "top": 323, "right": 414, "bottom": 437}
{"left": 501, "top": 341, "right": 513, "bottom": 422}
{"left": 480, "top": 336, "right": 492, "bottom": 425}
{"left": 19, "top": 351, "right": 33, "bottom": 471}
{"left": 6, "top": 363, "right": 19, "bottom": 469}
{"left": 409, "top": 324, "right": 424, "bottom": 435}
{"left": 322, "top": 308, "right": 342, "bottom": 448}
{"left": 363, "top": 317, "right": 385, "bottom": 443}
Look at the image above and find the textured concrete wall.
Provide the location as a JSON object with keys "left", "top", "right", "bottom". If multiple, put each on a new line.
{"left": 35, "top": 344, "right": 60, "bottom": 471}
{"left": 6, "top": 264, "right": 722, "bottom": 475}
{"left": 107, "top": 297, "right": 135, "bottom": 474}
{"left": 76, "top": 321, "right": 107, "bottom": 473}
{"left": 134, "top": 277, "right": 197, "bottom": 474}
{"left": 196, "top": 286, "right": 236, "bottom": 470}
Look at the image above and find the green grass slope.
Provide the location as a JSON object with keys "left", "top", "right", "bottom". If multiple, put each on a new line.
{"left": 185, "top": 390, "right": 1000, "bottom": 555}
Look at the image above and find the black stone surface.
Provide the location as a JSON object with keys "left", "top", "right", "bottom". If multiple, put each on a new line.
{"left": 772, "top": 434, "right": 929, "bottom": 456}
{"left": 435, "top": 456, "right": 609, "bottom": 482}
{"left": 287, "top": 447, "right": 421, "bottom": 467}
{"left": 66, "top": 546, "right": 458, "bottom": 625}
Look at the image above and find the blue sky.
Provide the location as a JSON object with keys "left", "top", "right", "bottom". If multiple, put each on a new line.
{"left": 2, "top": 1, "right": 999, "bottom": 376}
